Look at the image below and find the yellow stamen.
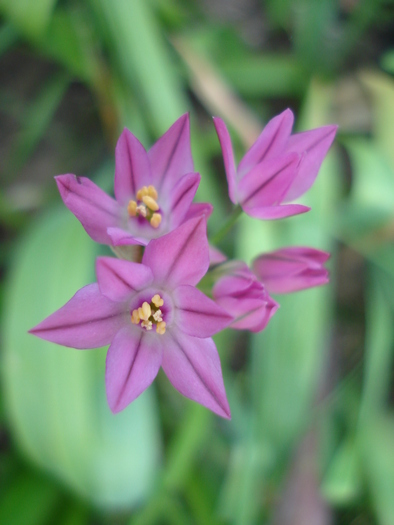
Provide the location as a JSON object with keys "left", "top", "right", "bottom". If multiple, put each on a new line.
{"left": 136, "top": 186, "right": 149, "bottom": 201}
{"left": 131, "top": 309, "right": 140, "bottom": 324}
{"left": 142, "top": 195, "right": 159, "bottom": 211}
{"left": 150, "top": 213, "right": 162, "bottom": 228}
{"left": 141, "top": 320, "right": 153, "bottom": 331}
{"left": 127, "top": 200, "right": 137, "bottom": 217}
{"left": 152, "top": 294, "right": 164, "bottom": 307}
{"left": 138, "top": 302, "right": 151, "bottom": 321}
{"left": 147, "top": 185, "right": 158, "bottom": 200}
{"left": 156, "top": 321, "right": 166, "bottom": 335}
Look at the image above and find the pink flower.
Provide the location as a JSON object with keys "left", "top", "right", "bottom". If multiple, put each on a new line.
{"left": 29, "top": 218, "right": 232, "bottom": 418}
{"left": 252, "top": 246, "right": 330, "bottom": 294}
{"left": 56, "top": 114, "right": 212, "bottom": 247}
{"left": 212, "top": 261, "right": 278, "bottom": 333}
{"left": 213, "top": 109, "right": 337, "bottom": 219}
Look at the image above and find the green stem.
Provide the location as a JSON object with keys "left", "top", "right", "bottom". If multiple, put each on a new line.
{"left": 210, "top": 205, "right": 243, "bottom": 246}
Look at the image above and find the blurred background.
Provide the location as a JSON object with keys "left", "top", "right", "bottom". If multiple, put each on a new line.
{"left": 1, "top": 0, "right": 394, "bottom": 524}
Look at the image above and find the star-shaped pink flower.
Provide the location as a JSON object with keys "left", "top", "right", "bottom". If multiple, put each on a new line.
{"left": 29, "top": 218, "right": 232, "bottom": 419}
{"left": 56, "top": 114, "right": 212, "bottom": 247}
{"left": 213, "top": 109, "right": 337, "bottom": 219}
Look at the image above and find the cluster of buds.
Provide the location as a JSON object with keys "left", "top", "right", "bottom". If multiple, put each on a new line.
{"left": 30, "top": 111, "right": 337, "bottom": 419}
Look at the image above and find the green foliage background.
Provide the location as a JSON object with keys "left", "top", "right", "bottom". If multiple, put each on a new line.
{"left": 1, "top": 0, "right": 394, "bottom": 523}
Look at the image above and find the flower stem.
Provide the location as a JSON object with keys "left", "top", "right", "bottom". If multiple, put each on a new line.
{"left": 210, "top": 205, "right": 243, "bottom": 245}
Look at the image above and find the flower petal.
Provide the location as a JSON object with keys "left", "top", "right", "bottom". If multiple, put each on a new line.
{"left": 148, "top": 113, "right": 194, "bottom": 192}
{"left": 173, "top": 285, "right": 232, "bottom": 338}
{"left": 107, "top": 226, "right": 147, "bottom": 247}
{"left": 237, "top": 109, "right": 294, "bottom": 177}
{"left": 213, "top": 117, "right": 238, "bottom": 204}
{"left": 114, "top": 128, "right": 152, "bottom": 204}
{"left": 162, "top": 331, "right": 230, "bottom": 419}
{"left": 283, "top": 124, "right": 338, "bottom": 202}
{"left": 169, "top": 172, "right": 201, "bottom": 229}
{"left": 105, "top": 327, "right": 162, "bottom": 413}
{"left": 96, "top": 257, "right": 154, "bottom": 302}
{"left": 29, "top": 284, "right": 127, "bottom": 349}
{"left": 253, "top": 246, "right": 330, "bottom": 293}
{"left": 209, "top": 245, "right": 227, "bottom": 265}
{"left": 55, "top": 174, "right": 120, "bottom": 245}
{"left": 243, "top": 203, "right": 310, "bottom": 220}
{"left": 183, "top": 202, "right": 213, "bottom": 221}
{"left": 142, "top": 217, "right": 209, "bottom": 288}
{"left": 238, "top": 153, "right": 300, "bottom": 208}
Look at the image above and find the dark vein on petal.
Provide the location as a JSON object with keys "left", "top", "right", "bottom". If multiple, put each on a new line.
{"left": 170, "top": 332, "right": 229, "bottom": 416}
{"left": 297, "top": 127, "right": 335, "bottom": 154}
{"left": 102, "top": 262, "right": 136, "bottom": 292}
{"left": 116, "top": 331, "right": 144, "bottom": 410}
{"left": 159, "top": 116, "right": 187, "bottom": 191}
{"left": 256, "top": 120, "right": 283, "bottom": 164}
{"left": 32, "top": 312, "right": 123, "bottom": 333}
{"left": 177, "top": 306, "right": 230, "bottom": 321}
{"left": 171, "top": 178, "right": 195, "bottom": 214}
{"left": 242, "top": 157, "right": 295, "bottom": 205}
{"left": 163, "top": 220, "right": 200, "bottom": 282}
{"left": 126, "top": 137, "right": 136, "bottom": 197}
{"left": 66, "top": 182, "right": 119, "bottom": 219}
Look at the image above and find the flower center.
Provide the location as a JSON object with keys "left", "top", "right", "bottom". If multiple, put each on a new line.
{"left": 127, "top": 185, "right": 162, "bottom": 228}
{"left": 131, "top": 294, "right": 166, "bottom": 334}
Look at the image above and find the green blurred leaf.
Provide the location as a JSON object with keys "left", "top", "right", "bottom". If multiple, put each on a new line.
{"left": 0, "top": 23, "right": 18, "bottom": 55}
{"left": 360, "top": 415, "right": 394, "bottom": 525}
{"left": 0, "top": 470, "right": 60, "bottom": 525}
{"left": 0, "top": 0, "right": 57, "bottom": 40}
{"left": 89, "top": 0, "right": 186, "bottom": 134}
{"left": 322, "top": 437, "right": 361, "bottom": 505}
{"left": 6, "top": 72, "right": 70, "bottom": 177}
{"left": 219, "top": 54, "right": 307, "bottom": 98}
{"left": 2, "top": 197, "right": 161, "bottom": 509}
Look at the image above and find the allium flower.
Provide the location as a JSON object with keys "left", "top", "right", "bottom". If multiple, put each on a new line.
{"left": 252, "top": 246, "right": 330, "bottom": 294}
{"left": 213, "top": 109, "right": 337, "bottom": 219}
{"left": 56, "top": 114, "right": 212, "bottom": 247}
{"left": 212, "top": 261, "right": 278, "bottom": 333}
{"left": 29, "top": 218, "right": 232, "bottom": 418}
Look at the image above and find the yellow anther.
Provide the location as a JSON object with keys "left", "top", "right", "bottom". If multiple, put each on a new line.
{"left": 153, "top": 309, "right": 163, "bottom": 322}
{"left": 127, "top": 200, "right": 137, "bottom": 217}
{"left": 141, "top": 320, "right": 153, "bottom": 331}
{"left": 156, "top": 321, "right": 166, "bottom": 335}
{"left": 142, "top": 195, "right": 159, "bottom": 211}
{"left": 136, "top": 186, "right": 149, "bottom": 201}
{"left": 150, "top": 213, "right": 162, "bottom": 228}
{"left": 147, "top": 185, "right": 158, "bottom": 200}
{"left": 152, "top": 294, "right": 164, "bottom": 307}
{"left": 131, "top": 309, "right": 140, "bottom": 324}
{"left": 138, "top": 302, "right": 151, "bottom": 321}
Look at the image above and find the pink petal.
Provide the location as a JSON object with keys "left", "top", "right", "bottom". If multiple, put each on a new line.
{"left": 162, "top": 331, "right": 230, "bottom": 419}
{"left": 238, "top": 153, "right": 300, "bottom": 208}
{"left": 107, "top": 226, "right": 147, "bottom": 247}
{"left": 184, "top": 202, "right": 213, "bottom": 221}
{"left": 29, "top": 284, "right": 127, "bottom": 349}
{"left": 105, "top": 327, "right": 162, "bottom": 413}
{"left": 253, "top": 246, "right": 330, "bottom": 294}
{"left": 148, "top": 114, "right": 194, "bottom": 192}
{"left": 96, "top": 257, "right": 153, "bottom": 302}
{"left": 55, "top": 174, "right": 120, "bottom": 245}
{"left": 283, "top": 124, "right": 338, "bottom": 202}
{"left": 142, "top": 217, "right": 209, "bottom": 288}
{"left": 243, "top": 203, "right": 310, "bottom": 220}
{"left": 114, "top": 128, "right": 152, "bottom": 205}
{"left": 173, "top": 285, "right": 232, "bottom": 338}
{"left": 213, "top": 117, "right": 238, "bottom": 204}
{"left": 209, "top": 245, "right": 227, "bottom": 265}
{"left": 238, "top": 109, "right": 294, "bottom": 177}
{"left": 169, "top": 172, "right": 201, "bottom": 229}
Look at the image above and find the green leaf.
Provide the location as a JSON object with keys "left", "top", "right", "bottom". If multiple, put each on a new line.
{"left": 2, "top": 203, "right": 161, "bottom": 510}
{"left": 0, "top": 0, "right": 57, "bottom": 40}
{"left": 89, "top": 0, "right": 186, "bottom": 134}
